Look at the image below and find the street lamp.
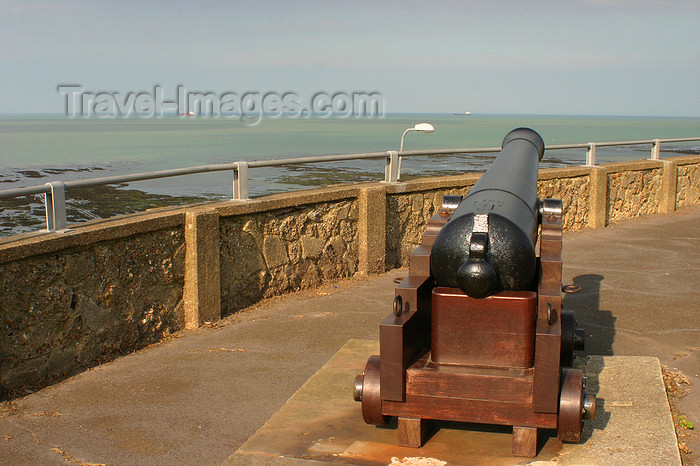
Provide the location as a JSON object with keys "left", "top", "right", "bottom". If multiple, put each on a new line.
{"left": 397, "top": 123, "right": 434, "bottom": 180}
{"left": 400, "top": 123, "right": 435, "bottom": 152}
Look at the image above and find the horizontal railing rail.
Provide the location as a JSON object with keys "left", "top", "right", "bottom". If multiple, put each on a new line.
{"left": 0, "top": 136, "right": 698, "bottom": 234}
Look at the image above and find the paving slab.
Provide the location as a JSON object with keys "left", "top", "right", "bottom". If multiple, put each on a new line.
{"left": 228, "top": 340, "right": 680, "bottom": 465}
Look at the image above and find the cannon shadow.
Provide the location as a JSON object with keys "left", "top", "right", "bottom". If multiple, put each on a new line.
{"left": 563, "top": 274, "right": 615, "bottom": 357}
{"left": 564, "top": 273, "right": 614, "bottom": 440}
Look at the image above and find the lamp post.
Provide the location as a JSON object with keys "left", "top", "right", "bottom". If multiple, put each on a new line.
{"left": 400, "top": 123, "right": 435, "bottom": 152}
{"left": 398, "top": 123, "right": 434, "bottom": 180}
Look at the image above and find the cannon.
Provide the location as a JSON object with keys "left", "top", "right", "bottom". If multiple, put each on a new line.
{"left": 353, "top": 128, "right": 595, "bottom": 457}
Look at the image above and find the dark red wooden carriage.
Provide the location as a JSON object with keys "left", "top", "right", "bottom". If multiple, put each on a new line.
{"left": 354, "top": 198, "right": 595, "bottom": 456}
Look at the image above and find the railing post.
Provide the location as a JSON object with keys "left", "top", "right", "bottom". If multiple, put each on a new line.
{"left": 233, "top": 161, "right": 249, "bottom": 200}
{"left": 44, "top": 181, "right": 67, "bottom": 231}
{"left": 586, "top": 143, "right": 597, "bottom": 166}
{"left": 384, "top": 150, "right": 399, "bottom": 183}
{"left": 650, "top": 139, "right": 661, "bottom": 160}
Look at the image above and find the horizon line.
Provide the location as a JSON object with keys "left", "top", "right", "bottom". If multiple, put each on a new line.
{"left": 0, "top": 112, "right": 698, "bottom": 119}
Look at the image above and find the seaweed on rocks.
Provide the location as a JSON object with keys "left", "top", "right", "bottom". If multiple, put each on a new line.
{"left": 0, "top": 185, "right": 210, "bottom": 237}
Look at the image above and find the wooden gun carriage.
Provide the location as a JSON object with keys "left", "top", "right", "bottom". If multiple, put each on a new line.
{"left": 353, "top": 128, "right": 595, "bottom": 457}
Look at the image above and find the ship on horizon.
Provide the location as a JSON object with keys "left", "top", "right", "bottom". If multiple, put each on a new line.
{"left": 453, "top": 110, "right": 472, "bottom": 116}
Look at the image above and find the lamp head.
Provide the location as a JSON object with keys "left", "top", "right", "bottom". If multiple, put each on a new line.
{"left": 414, "top": 123, "right": 434, "bottom": 133}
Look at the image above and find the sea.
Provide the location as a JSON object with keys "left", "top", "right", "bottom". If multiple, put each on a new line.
{"left": 1, "top": 114, "right": 698, "bottom": 236}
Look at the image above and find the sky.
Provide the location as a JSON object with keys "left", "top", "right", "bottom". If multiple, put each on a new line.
{"left": 1, "top": 0, "right": 699, "bottom": 117}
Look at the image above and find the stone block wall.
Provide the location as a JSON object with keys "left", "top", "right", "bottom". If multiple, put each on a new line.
{"left": 1, "top": 155, "right": 699, "bottom": 397}
{"left": 386, "top": 187, "right": 467, "bottom": 268}
{"left": 537, "top": 174, "right": 591, "bottom": 231}
{"left": 218, "top": 200, "right": 358, "bottom": 315}
{"left": 607, "top": 167, "right": 663, "bottom": 223}
{"left": 0, "top": 227, "right": 184, "bottom": 396}
{"left": 677, "top": 162, "right": 700, "bottom": 208}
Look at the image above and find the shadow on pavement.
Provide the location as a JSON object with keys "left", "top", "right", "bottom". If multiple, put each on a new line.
{"left": 564, "top": 274, "right": 613, "bottom": 443}
{"left": 564, "top": 274, "right": 615, "bottom": 357}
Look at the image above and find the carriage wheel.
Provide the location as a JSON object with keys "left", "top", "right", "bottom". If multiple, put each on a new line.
{"left": 558, "top": 367, "right": 584, "bottom": 442}
{"left": 354, "top": 355, "right": 389, "bottom": 426}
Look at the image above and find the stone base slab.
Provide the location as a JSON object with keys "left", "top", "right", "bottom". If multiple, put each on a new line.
{"left": 226, "top": 340, "right": 680, "bottom": 465}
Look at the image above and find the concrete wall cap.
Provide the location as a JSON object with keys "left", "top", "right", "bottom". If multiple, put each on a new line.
{"left": 0, "top": 210, "right": 184, "bottom": 264}
{"left": 601, "top": 159, "right": 663, "bottom": 173}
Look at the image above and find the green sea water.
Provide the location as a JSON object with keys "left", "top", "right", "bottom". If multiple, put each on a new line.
{"left": 2, "top": 114, "right": 698, "bottom": 170}
{"left": 0, "top": 114, "right": 698, "bottom": 235}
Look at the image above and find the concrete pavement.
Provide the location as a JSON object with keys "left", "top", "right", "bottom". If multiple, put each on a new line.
{"left": 1, "top": 204, "right": 699, "bottom": 465}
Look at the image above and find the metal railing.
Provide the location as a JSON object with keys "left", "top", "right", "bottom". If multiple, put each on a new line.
{"left": 0, "top": 137, "right": 698, "bottom": 233}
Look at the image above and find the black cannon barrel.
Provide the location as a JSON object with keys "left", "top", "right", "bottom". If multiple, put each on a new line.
{"left": 431, "top": 128, "right": 545, "bottom": 298}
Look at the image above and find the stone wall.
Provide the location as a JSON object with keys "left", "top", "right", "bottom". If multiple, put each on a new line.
{"left": 386, "top": 187, "right": 467, "bottom": 269}
{"left": 607, "top": 167, "right": 663, "bottom": 223}
{"left": 1, "top": 155, "right": 699, "bottom": 397}
{"left": 218, "top": 200, "right": 358, "bottom": 315}
{"left": 0, "top": 227, "right": 184, "bottom": 396}
{"left": 537, "top": 173, "right": 591, "bottom": 231}
{"left": 677, "top": 161, "right": 700, "bottom": 208}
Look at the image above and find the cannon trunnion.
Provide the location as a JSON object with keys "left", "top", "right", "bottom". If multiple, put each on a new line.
{"left": 353, "top": 128, "right": 595, "bottom": 457}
